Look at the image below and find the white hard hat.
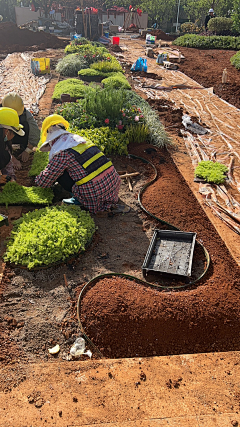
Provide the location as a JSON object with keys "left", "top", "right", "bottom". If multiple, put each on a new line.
{"left": 209, "top": 8, "right": 214, "bottom": 13}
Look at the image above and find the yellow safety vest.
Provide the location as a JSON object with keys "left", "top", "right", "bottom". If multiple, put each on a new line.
{"left": 70, "top": 140, "right": 112, "bottom": 186}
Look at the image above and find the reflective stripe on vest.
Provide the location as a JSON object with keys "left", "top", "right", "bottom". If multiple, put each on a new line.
{"left": 70, "top": 140, "right": 112, "bottom": 186}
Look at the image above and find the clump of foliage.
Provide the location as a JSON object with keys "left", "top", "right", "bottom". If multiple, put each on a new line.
{"left": 64, "top": 44, "right": 109, "bottom": 66}
{"left": 78, "top": 68, "right": 106, "bottom": 78}
{"left": 173, "top": 34, "right": 240, "bottom": 50}
{"left": 70, "top": 37, "right": 90, "bottom": 46}
{"left": 123, "top": 91, "right": 171, "bottom": 147}
{"left": 56, "top": 54, "right": 88, "bottom": 76}
{"left": 180, "top": 22, "right": 202, "bottom": 34}
{"left": 29, "top": 151, "right": 49, "bottom": 177}
{"left": 52, "top": 78, "right": 94, "bottom": 100}
{"left": 0, "top": 181, "right": 54, "bottom": 207}
{"left": 230, "top": 50, "right": 240, "bottom": 69}
{"left": 102, "top": 73, "right": 131, "bottom": 90}
{"left": 72, "top": 127, "right": 129, "bottom": 156}
{"left": 125, "top": 124, "right": 150, "bottom": 144}
{"left": 195, "top": 161, "right": 228, "bottom": 184}
{"left": 232, "top": 0, "right": 240, "bottom": 33}
{"left": 4, "top": 205, "right": 96, "bottom": 269}
{"left": 208, "top": 17, "right": 233, "bottom": 35}
{"left": 90, "top": 59, "right": 123, "bottom": 73}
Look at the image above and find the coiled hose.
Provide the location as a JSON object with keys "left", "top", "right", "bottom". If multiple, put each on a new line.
{"left": 77, "top": 154, "right": 210, "bottom": 358}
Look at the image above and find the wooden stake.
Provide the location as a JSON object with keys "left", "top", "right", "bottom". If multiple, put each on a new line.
{"left": 119, "top": 172, "right": 140, "bottom": 179}
{"left": 63, "top": 274, "right": 68, "bottom": 287}
{"left": 127, "top": 177, "right": 133, "bottom": 191}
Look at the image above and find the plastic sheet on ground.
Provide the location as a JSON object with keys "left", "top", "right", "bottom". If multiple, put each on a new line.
{"left": 0, "top": 52, "right": 51, "bottom": 114}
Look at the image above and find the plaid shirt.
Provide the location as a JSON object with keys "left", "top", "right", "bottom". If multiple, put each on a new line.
{"left": 35, "top": 149, "right": 121, "bottom": 213}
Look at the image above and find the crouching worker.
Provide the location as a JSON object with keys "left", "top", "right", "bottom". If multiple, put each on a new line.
{"left": 35, "top": 114, "right": 125, "bottom": 214}
{"left": 2, "top": 92, "right": 40, "bottom": 165}
{"left": 0, "top": 107, "right": 25, "bottom": 183}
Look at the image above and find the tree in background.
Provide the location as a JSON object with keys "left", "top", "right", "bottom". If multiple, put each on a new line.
{"left": 0, "top": 0, "right": 18, "bottom": 21}
{"left": 183, "top": 0, "right": 234, "bottom": 26}
{"left": 232, "top": 0, "right": 240, "bottom": 32}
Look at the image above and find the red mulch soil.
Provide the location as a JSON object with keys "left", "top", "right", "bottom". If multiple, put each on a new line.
{"left": 0, "top": 22, "right": 67, "bottom": 54}
{"left": 80, "top": 144, "right": 240, "bottom": 359}
{"left": 178, "top": 47, "right": 240, "bottom": 109}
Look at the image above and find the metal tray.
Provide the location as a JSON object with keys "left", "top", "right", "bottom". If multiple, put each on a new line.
{"left": 142, "top": 230, "right": 197, "bottom": 277}
{"left": 0, "top": 214, "right": 8, "bottom": 227}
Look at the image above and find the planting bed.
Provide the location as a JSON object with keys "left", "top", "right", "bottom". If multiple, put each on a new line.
{"left": 0, "top": 45, "right": 239, "bottom": 370}
{"left": 177, "top": 47, "right": 240, "bottom": 110}
{"left": 78, "top": 144, "right": 240, "bottom": 359}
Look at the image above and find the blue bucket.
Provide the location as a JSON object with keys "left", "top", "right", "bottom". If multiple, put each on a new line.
{"left": 104, "top": 32, "right": 109, "bottom": 38}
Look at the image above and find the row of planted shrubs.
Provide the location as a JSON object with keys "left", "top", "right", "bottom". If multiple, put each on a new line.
{"left": 173, "top": 34, "right": 240, "bottom": 50}
{"left": 181, "top": 17, "right": 235, "bottom": 36}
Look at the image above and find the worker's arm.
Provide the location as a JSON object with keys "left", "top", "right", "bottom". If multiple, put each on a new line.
{"left": 35, "top": 151, "right": 70, "bottom": 188}
{"left": 19, "top": 110, "right": 40, "bottom": 162}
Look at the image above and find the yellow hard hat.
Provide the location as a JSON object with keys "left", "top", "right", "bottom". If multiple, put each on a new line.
{"left": 41, "top": 114, "right": 69, "bottom": 144}
{"left": 2, "top": 93, "right": 24, "bottom": 116}
{"left": 0, "top": 107, "right": 25, "bottom": 136}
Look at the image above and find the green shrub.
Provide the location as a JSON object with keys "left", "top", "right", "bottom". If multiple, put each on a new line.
{"left": 4, "top": 206, "right": 96, "bottom": 269}
{"left": 125, "top": 124, "right": 150, "bottom": 143}
{"left": 78, "top": 68, "right": 104, "bottom": 77}
{"left": 29, "top": 151, "right": 49, "bottom": 176}
{"left": 102, "top": 73, "right": 131, "bottom": 90}
{"left": 56, "top": 54, "right": 88, "bottom": 76}
{"left": 90, "top": 59, "right": 123, "bottom": 73}
{"left": 180, "top": 22, "right": 202, "bottom": 34}
{"left": 70, "top": 37, "right": 90, "bottom": 46}
{"left": 123, "top": 91, "right": 172, "bottom": 147}
{"left": 173, "top": 34, "right": 240, "bottom": 50}
{"left": 52, "top": 78, "right": 94, "bottom": 100}
{"left": 230, "top": 50, "right": 240, "bottom": 69}
{"left": 195, "top": 161, "right": 228, "bottom": 184}
{"left": 0, "top": 181, "right": 54, "bottom": 207}
{"left": 72, "top": 127, "right": 129, "bottom": 156}
{"left": 208, "top": 17, "right": 233, "bottom": 35}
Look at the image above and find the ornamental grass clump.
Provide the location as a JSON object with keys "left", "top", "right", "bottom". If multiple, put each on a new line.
{"left": 125, "top": 123, "right": 150, "bottom": 143}
{"left": 52, "top": 79, "right": 94, "bottom": 100}
{"left": 195, "top": 161, "right": 228, "bottom": 184}
{"left": 4, "top": 205, "right": 96, "bottom": 269}
{"left": 0, "top": 181, "right": 54, "bottom": 207}
{"left": 56, "top": 54, "right": 88, "bottom": 76}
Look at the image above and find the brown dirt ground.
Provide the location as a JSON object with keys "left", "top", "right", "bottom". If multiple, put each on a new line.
{"left": 0, "top": 46, "right": 239, "bottom": 374}
{"left": 177, "top": 47, "right": 240, "bottom": 109}
{"left": 79, "top": 144, "right": 240, "bottom": 359}
{"left": 0, "top": 22, "right": 67, "bottom": 54}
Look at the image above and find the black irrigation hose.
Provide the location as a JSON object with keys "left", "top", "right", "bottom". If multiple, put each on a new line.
{"left": 77, "top": 154, "right": 211, "bottom": 357}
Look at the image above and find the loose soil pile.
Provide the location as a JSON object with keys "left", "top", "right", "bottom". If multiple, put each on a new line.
{"left": 145, "top": 29, "right": 176, "bottom": 41}
{"left": 80, "top": 144, "right": 240, "bottom": 359}
{"left": 0, "top": 22, "right": 67, "bottom": 54}
{"left": 178, "top": 47, "right": 240, "bottom": 109}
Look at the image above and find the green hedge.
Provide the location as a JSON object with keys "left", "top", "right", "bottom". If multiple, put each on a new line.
{"left": 230, "top": 50, "right": 240, "bottom": 69}
{"left": 208, "top": 17, "right": 233, "bottom": 35}
{"left": 173, "top": 34, "right": 240, "bottom": 50}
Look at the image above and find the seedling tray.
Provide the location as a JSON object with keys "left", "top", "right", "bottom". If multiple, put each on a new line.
{"left": 142, "top": 230, "right": 197, "bottom": 277}
{"left": 0, "top": 214, "right": 8, "bottom": 227}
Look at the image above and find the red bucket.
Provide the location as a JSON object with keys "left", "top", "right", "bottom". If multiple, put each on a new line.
{"left": 112, "top": 36, "right": 120, "bottom": 45}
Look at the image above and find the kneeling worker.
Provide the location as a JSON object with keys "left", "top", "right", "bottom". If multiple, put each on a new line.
{"left": 35, "top": 114, "right": 123, "bottom": 214}
{"left": 2, "top": 92, "right": 40, "bottom": 166}
{"left": 0, "top": 107, "right": 25, "bottom": 183}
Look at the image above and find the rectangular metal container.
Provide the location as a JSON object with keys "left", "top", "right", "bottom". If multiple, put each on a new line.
{"left": 142, "top": 230, "right": 197, "bottom": 277}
